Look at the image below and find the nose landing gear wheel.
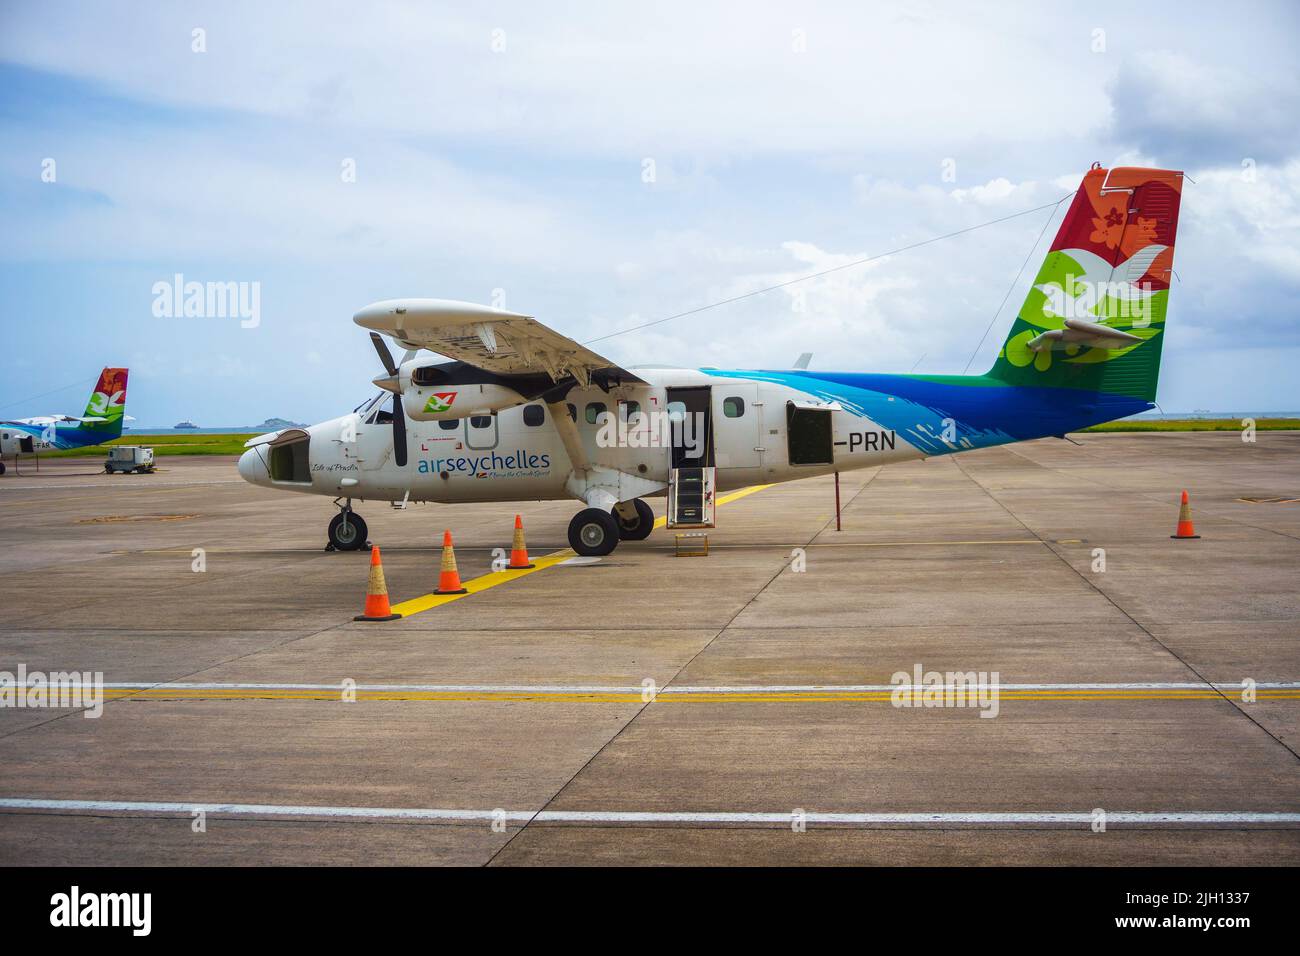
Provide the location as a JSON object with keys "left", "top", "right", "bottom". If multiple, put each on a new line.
{"left": 568, "top": 508, "right": 620, "bottom": 556}
{"left": 328, "top": 511, "right": 368, "bottom": 551}
{"left": 614, "top": 498, "right": 656, "bottom": 541}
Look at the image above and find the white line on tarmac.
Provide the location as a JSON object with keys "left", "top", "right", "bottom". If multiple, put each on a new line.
{"left": 1, "top": 798, "right": 1297, "bottom": 827}
{"left": 0, "top": 480, "right": 243, "bottom": 492}
{"left": 98, "top": 681, "right": 1300, "bottom": 692}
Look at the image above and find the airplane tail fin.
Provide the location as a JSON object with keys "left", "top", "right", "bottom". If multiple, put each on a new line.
{"left": 986, "top": 165, "right": 1183, "bottom": 403}
{"left": 82, "top": 368, "right": 129, "bottom": 435}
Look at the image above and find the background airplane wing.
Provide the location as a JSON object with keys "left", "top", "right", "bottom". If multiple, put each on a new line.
{"left": 354, "top": 298, "right": 642, "bottom": 386}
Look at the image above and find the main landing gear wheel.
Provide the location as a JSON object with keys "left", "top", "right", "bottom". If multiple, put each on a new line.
{"left": 568, "top": 508, "right": 620, "bottom": 557}
{"left": 328, "top": 511, "right": 368, "bottom": 551}
{"left": 614, "top": 498, "right": 655, "bottom": 541}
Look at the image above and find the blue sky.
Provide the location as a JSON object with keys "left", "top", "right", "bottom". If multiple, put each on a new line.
{"left": 2, "top": 0, "right": 1299, "bottom": 425}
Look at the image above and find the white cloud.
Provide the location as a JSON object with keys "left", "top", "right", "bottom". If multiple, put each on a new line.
{"left": 1, "top": 0, "right": 1298, "bottom": 421}
{"left": 1108, "top": 49, "right": 1300, "bottom": 163}
{"left": 0, "top": 0, "right": 1117, "bottom": 157}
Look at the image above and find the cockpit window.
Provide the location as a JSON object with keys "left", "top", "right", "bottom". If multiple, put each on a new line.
{"left": 354, "top": 393, "right": 386, "bottom": 415}
{"left": 365, "top": 395, "right": 395, "bottom": 424}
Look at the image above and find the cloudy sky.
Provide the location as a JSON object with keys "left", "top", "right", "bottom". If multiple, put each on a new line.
{"left": 2, "top": 0, "right": 1298, "bottom": 425}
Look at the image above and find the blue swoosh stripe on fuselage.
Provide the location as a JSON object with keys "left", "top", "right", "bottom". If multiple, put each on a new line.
{"left": 2, "top": 421, "right": 117, "bottom": 451}
{"left": 704, "top": 369, "right": 1149, "bottom": 455}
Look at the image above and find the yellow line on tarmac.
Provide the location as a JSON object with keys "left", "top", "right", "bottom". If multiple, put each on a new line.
{"left": 389, "top": 484, "right": 772, "bottom": 618}
{"left": 843, "top": 539, "right": 1041, "bottom": 547}
{"left": 388, "top": 549, "right": 578, "bottom": 616}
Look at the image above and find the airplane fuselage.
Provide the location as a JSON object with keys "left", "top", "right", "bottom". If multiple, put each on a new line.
{"left": 237, "top": 366, "right": 1149, "bottom": 505}
{"left": 0, "top": 418, "right": 112, "bottom": 456}
{"left": 234, "top": 165, "right": 1180, "bottom": 555}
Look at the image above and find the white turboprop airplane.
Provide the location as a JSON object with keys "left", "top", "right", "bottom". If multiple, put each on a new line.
{"left": 238, "top": 165, "right": 1184, "bottom": 556}
{"left": 1, "top": 368, "right": 131, "bottom": 474}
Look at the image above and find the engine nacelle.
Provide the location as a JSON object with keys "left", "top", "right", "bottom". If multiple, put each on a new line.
{"left": 402, "top": 381, "right": 527, "bottom": 421}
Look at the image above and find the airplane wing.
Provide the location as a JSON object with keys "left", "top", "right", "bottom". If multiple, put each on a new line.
{"left": 353, "top": 298, "right": 642, "bottom": 387}
{"left": 0, "top": 415, "right": 107, "bottom": 426}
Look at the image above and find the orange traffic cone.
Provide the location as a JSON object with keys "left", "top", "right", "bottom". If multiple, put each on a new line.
{"left": 435, "top": 530, "right": 469, "bottom": 594}
{"left": 354, "top": 546, "right": 402, "bottom": 621}
{"left": 1171, "top": 490, "right": 1201, "bottom": 540}
{"left": 507, "top": 514, "right": 535, "bottom": 569}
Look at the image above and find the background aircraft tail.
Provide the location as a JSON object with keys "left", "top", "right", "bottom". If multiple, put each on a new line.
{"left": 81, "top": 367, "right": 129, "bottom": 436}
{"left": 986, "top": 165, "right": 1182, "bottom": 403}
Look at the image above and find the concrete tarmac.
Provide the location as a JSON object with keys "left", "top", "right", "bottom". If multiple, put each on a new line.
{"left": 0, "top": 431, "right": 1297, "bottom": 865}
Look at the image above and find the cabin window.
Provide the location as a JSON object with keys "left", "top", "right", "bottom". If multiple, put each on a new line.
{"left": 469, "top": 415, "right": 492, "bottom": 429}
{"left": 620, "top": 400, "right": 641, "bottom": 423}
{"left": 523, "top": 405, "right": 545, "bottom": 427}
{"left": 666, "top": 401, "right": 687, "bottom": 423}
{"left": 438, "top": 419, "right": 459, "bottom": 431}
{"left": 723, "top": 396, "right": 745, "bottom": 418}
{"left": 585, "top": 402, "right": 606, "bottom": 425}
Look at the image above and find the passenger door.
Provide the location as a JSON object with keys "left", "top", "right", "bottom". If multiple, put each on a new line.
{"left": 711, "top": 383, "right": 762, "bottom": 470}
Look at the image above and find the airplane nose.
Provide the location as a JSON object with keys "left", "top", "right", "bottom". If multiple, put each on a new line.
{"left": 237, "top": 448, "right": 266, "bottom": 485}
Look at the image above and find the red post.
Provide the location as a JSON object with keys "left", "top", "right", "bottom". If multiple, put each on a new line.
{"left": 834, "top": 471, "right": 842, "bottom": 531}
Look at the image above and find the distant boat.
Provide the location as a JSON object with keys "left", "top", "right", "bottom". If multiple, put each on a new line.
{"left": 174, "top": 420, "right": 199, "bottom": 429}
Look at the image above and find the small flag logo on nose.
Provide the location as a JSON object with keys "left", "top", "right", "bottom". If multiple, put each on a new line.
{"left": 424, "top": 391, "right": 457, "bottom": 414}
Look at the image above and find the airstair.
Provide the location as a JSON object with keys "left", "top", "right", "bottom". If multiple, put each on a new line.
{"left": 666, "top": 466, "right": 715, "bottom": 528}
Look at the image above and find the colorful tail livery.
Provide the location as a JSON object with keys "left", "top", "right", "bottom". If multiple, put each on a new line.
{"left": 0, "top": 367, "right": 130, "bottom": 465}
{"left": 81, "top": 367, "right": 130, "bottom": 433}
{"left": 705, "top": 165, "right": 1183, "bottom": 454}
{"left": 989, "top": 165, "right": 1181, "bottom": 401}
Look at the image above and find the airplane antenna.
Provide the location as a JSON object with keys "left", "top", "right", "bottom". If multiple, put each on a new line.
{"left": 0, "top": 375, "right": 100, "bottom": 413}
{"left": 960, "top": 194, "right": 1069, "bottom": 375}
{"left": 584, "top": 194, "right": 1073, "bottom": 346}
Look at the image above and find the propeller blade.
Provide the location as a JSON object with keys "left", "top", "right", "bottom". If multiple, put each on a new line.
{"left": 369, "top": 332, "right": 398, "bottom": 376}
{"left": 392, "top": 397, "right": 408, "bottom": 467}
